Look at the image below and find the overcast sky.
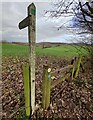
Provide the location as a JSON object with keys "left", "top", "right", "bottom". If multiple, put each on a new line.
{"left": 1, "top": 0, "right": 91, "bottom": 43}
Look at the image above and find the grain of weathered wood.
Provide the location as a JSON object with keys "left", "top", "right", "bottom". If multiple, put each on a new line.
{"left": 23, "top": 64, "right": 30, "bottom": 116}
{"left": 42, "top": 65, "right": 48, "bottom": 109}
{"left": 51, "top": 65, "right": 73, "bottom": 77}
{"left": 45, "top": 69, "right": 51, "bottom": 109}
{"left": 74, "top": 57, "right": 82, "bottom": 78}
{"left": 19, "top": 16, "right": 30, "bottom": 29}
{"left": 18, "top": 2, "right": 36, "bottom": 114}
{"left": 28, "top": 3, "right": 36, "bottom": 114}
{"left": 42, "top": 66, "right": 51, "bottom": 109}
{"left": 51, "top": 73, "right": 71, "bottom": 89}
{"left": 71, "top": 66, "right": 75, "bottom": 80}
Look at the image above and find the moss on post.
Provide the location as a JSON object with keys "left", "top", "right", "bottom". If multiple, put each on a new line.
{"left": 74, "top": 56, "right": 82, "bottom": 78}
{"left": 45, "top": 68, "right": 51, "bottom": 109}
{"left": 42, "top": 65, "right": 48, "bottom": 109}
{"left": 71, "top": 66, "right": 75, "bottom": 80}
{"left": 23, "top": 64, "right": 31, "bottom": 117}
{"left": 42, "top": 66, "right": 51, "bottom": 110}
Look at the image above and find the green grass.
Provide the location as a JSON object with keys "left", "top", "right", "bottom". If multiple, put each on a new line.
{"left": 2, "top": 44, "right": 29, "bottom": 57}
{"left": 1, "top": 43, "right": 88, "bottom": 57}
{"left": 37, "top": 45, "right": 88, "bottom": 57}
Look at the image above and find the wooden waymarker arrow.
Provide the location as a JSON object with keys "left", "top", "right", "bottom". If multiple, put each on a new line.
{"left": 18, "top": 3, "right": 36, "bottom": 115}
{"left": 19, "top": 16, "right": 30, "bottom": 29}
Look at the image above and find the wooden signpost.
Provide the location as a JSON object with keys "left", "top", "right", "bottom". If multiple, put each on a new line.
{"left": 19, "top": 3, "right": 36, "bottom": 115}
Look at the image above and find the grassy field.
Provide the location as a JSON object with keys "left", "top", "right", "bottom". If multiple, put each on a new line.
{"left": 1, "top": 43, "right": 88, "bottom": 57}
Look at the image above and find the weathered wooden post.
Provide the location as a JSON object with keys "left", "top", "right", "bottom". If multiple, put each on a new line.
{"left": 74, "top": 56, "right": 82, "bottom": 78}
{"left": 28, "top": 3, "right": 36, "bottom": 114}
{"left": 42, "top": 66, "right": 51, "bottom": 109}
{"left": 23, "top": 64, "right": 30, "bottom": 116}
{"left": 42, "top": 66, "right": 48, "bottom": 109}
{"left": 18, "top": 3, "right": 36, "bottom": 115}
{"left": 46, "top": 67, "right": 51, "bottom": 109}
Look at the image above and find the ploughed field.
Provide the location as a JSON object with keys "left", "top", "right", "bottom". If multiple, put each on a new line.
{"left": 1, "top": 43, "right": 93, "bottom": 119}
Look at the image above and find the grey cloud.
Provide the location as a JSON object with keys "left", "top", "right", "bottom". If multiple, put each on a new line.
{"left": 2, "top": 2, "right": 74, "bottom": 43}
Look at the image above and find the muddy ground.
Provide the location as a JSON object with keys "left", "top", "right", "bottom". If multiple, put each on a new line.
{"left": 1, "top": 56, "right": 93, "bottom": 119}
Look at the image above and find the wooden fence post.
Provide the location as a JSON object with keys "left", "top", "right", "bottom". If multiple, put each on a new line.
{"left": 71, "top": 66, "right": 75, "bottom": 80}
{"left": 42, "top": 58, "right": 82, "bottom": 110}
{"left": 23, "top": 64, "right": 30, "bottom": 116}
{"left": 42, "top": 65, "right": 48, "bottom": 109}
{"left": 42, "top": 66, "right": 51, "bottom": 110}
{"left": 74, "top": 56, "right": 82, "bottom": 78}
{"left": 45, "top": 68, "right": 51, "bottom": 109}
